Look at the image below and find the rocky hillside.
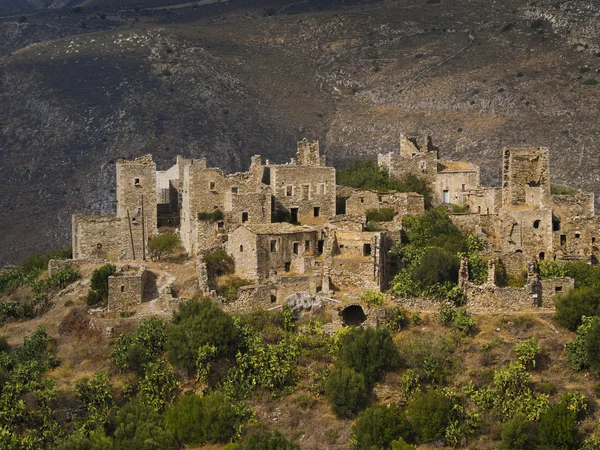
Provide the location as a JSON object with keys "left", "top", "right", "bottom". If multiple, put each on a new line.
{"left": 2, "top": 0, "right": 600, "bottom": 264}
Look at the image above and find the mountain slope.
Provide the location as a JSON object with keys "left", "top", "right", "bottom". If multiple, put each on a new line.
{"left": 2, "top": 0, "right": 600, "bottom": 264}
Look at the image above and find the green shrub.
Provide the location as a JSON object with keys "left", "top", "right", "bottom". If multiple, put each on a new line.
{"left": 197, "top": 210, "right": 224, "bottom": 222}
{"left": 564, "top": 262, "right": 600, "bottom": 290}
{"left": 360, "top": 290, "right": 385, "bottom": 307}
{"left": 439, "top": 306, "right": 476, "bottom": 334}
{"left": 337, "top": 160, "right": 401, "bottom": 191}
{"left": 75, "top": 372, "right": 114, "bottom": 432}
{"left": 539, "top": 260, "right": 567, "bottom": 279}
{"left": 406, "top": 389, "right": 452, "bottom": 442}
{"left": 337, "top": 327, "right": 398, "bottom": 388}
{"left": 87, "top": 264, "right": 116, "bottom": 304}
{"left": 58, "top": 429, "right": 113, "bottom": 450}
{"left": 114, "top": 401, "right": 177, "bottom": 450}
{"left": 324, "top": 366, "right": 368, "bottom": 418}
{"left": 583, "top": 79, "right": 599, "bottom": 86}
{"left": 450, "top": 203, "right": 469, "bottom": 213}
{"left": 139, "top": 360, "right": 178, "bottom": 412}
{"left": 244, "top": 430, "right": 300, "bottom": 450}
{"left": 365, "top": 208, "right": 396, "bottom": 223}
{"left": 387, "top": 307, "right": 409, "bottom": 332}
{"left": 166, "top": 392, "right": 243, "bottom": 445}
{"left": 499, "top": 413, "right": 539, "bottom": 450}
{"left": 412, "top": 248, "right": 460, "bottom": 289}
{"left": 395, "top": 174, "right": 433, "bottom": 209}
{"left": 166, "top": 298, "right": 239, "bottom": 374}
{"left": 554, "top": 288, "right": 600, "bottom": 331}
{"left": 112, "top": 317, "right": 167, "bottom": 374}
{"left": 217, "top": 277, "right": 251, "bottom": 301}
{"left": 391, "top": 438, "right": 417, "bottom": 450}
{"left": 352, "top": 403, "right": 414, "bottom": 450}
{"left": 403, "top": 208, "right": 465, "bottom": 251}
{"left": 148, "top": 233, "right": 180, "bottom": 260}
{"left": 551, "top": 185, "right": 578, "bottom": 195}
{"left": 467, "top": 254, "right": 488, "bottom": 284}
{"left": 584, "top": 318, "right": 600, "bottom": 377}
{"left": 566, "top": 316, "right": 594, "bottom": 372}
{"left": 397, "top": 335, "right": 455, "bottom": 384}
{"left": 203, "top": 249, "right": 235, "bottom": 290}
{"left": 538, "top": 403, "right": 579, "bottom": 450}
{"left": 514, "top": 336, "right": 540, "bottom": 369}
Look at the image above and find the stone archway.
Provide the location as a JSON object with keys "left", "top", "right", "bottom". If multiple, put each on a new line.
{"left": 341, "top": 304, "right": 367, "bottom": 326}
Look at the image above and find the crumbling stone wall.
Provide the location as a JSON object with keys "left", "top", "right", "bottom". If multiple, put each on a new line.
{"left": 108, "top": 265, "right": 148, "bottom": 312}
{"left": 541, "top": 278, "right": 574, "bottom": 308}
{"left": 551, "top": 192, "right": 595, "bottom": 219}
{"left": 436, "top": 161, "right": 480, "bottom": 205}
{"left": 502, "top": 147, "right": 550, "bottom": 208}
{"left": 497, "top": 208, "right": 554, "bottom": 259}
{"left": 72, "top": 215, "right": 129, "bottom": 260}
{"left": 553, "top": 216, "right": 600, "bottom": 263}
{"left": 459, "top": 187, "right": 502, "bottom": 215}
{"left": 345, "top": 189, "right": 424, "bottom": 217}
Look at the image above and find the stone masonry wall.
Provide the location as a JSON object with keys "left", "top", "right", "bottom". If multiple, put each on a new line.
{"left": 108, "top": 266, "right": 148, "bottom": 311}
{"left": 72, "top": 215, "right": 129, "bottom": 260}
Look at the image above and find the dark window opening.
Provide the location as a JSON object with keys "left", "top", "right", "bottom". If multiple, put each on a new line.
{"left": 302, "top": 185, "right": 310, "bottom": 200}
{"left": 478, "top": 206, "right": 481, "bottom": 214}
{"left": 553, "top": 216, "right": 561, "bottom": 231}
{"left": 318, "top": 240, "right": 324, "bottom": 254}
{"left": 363, "top": 243, "right": 372, "bottom": 256}
{"left": 286, "top": 185, "right": 293, "bottom": 196}
{"left": 231, "top": 187, "right": 238, "bottom": 194}
{"left": 555, "top": 286, "right": 563, "bottom": 293}
{"left": 270, "top": 240, "right": 277, "bottom": 252}
{"left": 132, "top": 217, "right": 136, "bottom": 222}
{"left": 360, "top": 197, "right": 364, "bottom": 203}
{"left": 486, "top": 208, "right": 489, "bottom": 215}
{"left": 239, "top": 245, "right": 244, "bottom": 252}
{"left": 291, "top": 208, "right": 299, "bottom": 223}
{"left": 242, "top": 212, "right": 248, "bottom": 223}
{"left": 96, "top": 243, "right": 103, "bottom": 249}
{"left": 560, "top": 235, "right": 567, "bottom": 246}
{"left": 293, "top": 242, "right": 299, "bottom": 255}
{"left": 284, "top": 262, "right": 291, "bottom": 272}
{"left": 339, "top": 244, "right": 345, "bottom": 249}
{"left": 314, "top": 207, "right": 320, "bottom": 217}
{"left": 575, "top": 233, "right": 581, "bottom": 239}
{"left": 515, "top": 249, "right": 523, "bottom": 254}
{"left": 134, "top": 178, "right": 140, "bottom": 186}
{"left": 217, "top": 221, "right": 224, "bottom": 230}
{"left": 270, "top": 295, "right": 277, "bottom": 303}
{"left": 120, "top": 285, "right": 125, "bottom": 292}
{"left": 209, "top": 182, "right": 216, "bottom": 190}
{"left": 342, "top": 305, "right": 367, "bottom": 327}
{"left": 539, "top": 252, "right": 545, "bottom": 260}
{"left": 461, "top": 184, "right": 466, "bottom": 191}
{"left": 593, "top": 237, "right": 596, "bottom": 243}
{"left": 336, "top": 197, "right": 347, "bottom": 215}
{"left": 305, "top": 240, "right": 310, "bottom": 251}
{"left": 533, "top": 220, "right": 541, "bottom": 229}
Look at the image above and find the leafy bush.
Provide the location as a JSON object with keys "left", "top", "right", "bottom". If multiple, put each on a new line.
{"left": 406, "top": 389, "right": 452, "bottom": 443}
{"left": 75, "top": 372, "right": 114, "bottom": 432}
{"left": 167, "top": 298, "right": 239, "bottom": 374}
{"left": 324, "top": 366, "right": 368, "bottom": 418}
{"left": 499, "top": 413, "right": 538, "bottom": 450}
{"left": 217, "top": 276, "right": 252, "bottom": 301}
{"left": 360, "top": 290, "right": 385, "bottom": 307}
{"left": 112, "top": 317, "right": 167, "bottom": 374}
{"left": 337, "top": 327, "right": 398, "bottom": 388}
{"left": 551, "top": 185, "right": 578, "bottom": 195}
{"left": 514, "top": 336, "right": 540, "bottom": 369}
{"left": 198, "top": 210, "right": 224, "bottom": 222}
{"left": 439, "top": 306, "right": 476, "bottom": 334}
{"left": 148, "top": 233, "right": 180, "bottom": 260}
{"left": 139, "top": 360, "right": 178, "bottom": 412}
{"left": 244, "top": 430, "right": 300, "bottom": 450}
{"left": 387, "top": 307, "right": 409, "bottom": 332}
{"left": 564, "top": 262, "right": 600, "bottom": 290}
{"left": 352, "top": 403, "right": 414, "bottom": 450}
{"left": 114, "top": 401, "right": 177, "bottom": 450}
{"left": 403, "top": 208, "right": 465, "bottom": 252}
{"left": 166, "top": 391, "right": 244, "bottom": 445}
{"left": 203, "top": 249, "right": 235, "bottom": 290}
{"left": 87, "top": 264, "right": 116, "bottom": 305}
{"left": 538, "top": 403, "right": 579, "bottom": 450}
{"left": 412, "top": 247, "right": 460, "bottom": 289}
{"left": 539, "top": 260, "right": 567, "bottom": 279}
{"left": 395, "top": 173, "right": 433, "bottom": 209}
{"left": 337, "top": 160, "right": 402, "bottom": 191}
{"left": 397, "top": 335, "right": 455, "bottom": 384}
{"left": 467, "top": 254, "right": 488, "bottom": 284}
{"left": 554, "top": 288, "right": 600, "bottom": 331}
{"left": 365, "top": 208, "right": 396, "bottom": 223}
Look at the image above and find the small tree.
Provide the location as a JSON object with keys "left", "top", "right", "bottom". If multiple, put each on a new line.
{"left": 114, "top": 402, "right": 177, "bottom": 450}
{"left": 244, "top": 430, "right": 300, "bottom": 450}
{"left": 148, "top": 233, "right": 180, "bottom": 260}
{"left": 554, "top": 288, "right": 600, "bottom": 331}
{"left": 412, "top": 247, "right": 460, "bottom": 289}
{"left": 538, "top": 403, "right": 579, "bottom": 450}
{"left": 166, "top": 297, "right": 239, "bottom": 374}
{"left": 324, "top": 366, "right": 368, "bottom": 418}
{"left": 166, "top": 392, "right": 244, "bottom": 446}
{"left": 499, "top": 413, "right": 538, "bottom": 450}
{"left": 75, "top": 372, "right": 114, "bottom": 432}
{"left": 352, "top": 404, "right": 414, "bottom": 450}
{"left": 406, "top": 389, "right": 453, "bottom": 443}
{"left": 338, "top": 327, "right": 399, "bottom": 388}
{"left": 87, "top": 264, "right": 116, "bottom": 305}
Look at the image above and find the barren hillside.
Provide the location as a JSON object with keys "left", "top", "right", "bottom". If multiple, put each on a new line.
{"left": 2, "top": 0, "right": 600, "bottom": 264}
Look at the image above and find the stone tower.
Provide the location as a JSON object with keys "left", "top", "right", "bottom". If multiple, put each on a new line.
{"left": 502, "top": 147, "right": 550, "bottom": 209}
{"left": 296, "top": 139, "right": 324, "bottom": 167}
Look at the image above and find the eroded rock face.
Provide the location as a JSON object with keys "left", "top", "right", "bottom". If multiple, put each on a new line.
{"left": 285, "top": 291, "right": 323, "bottom": 317}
